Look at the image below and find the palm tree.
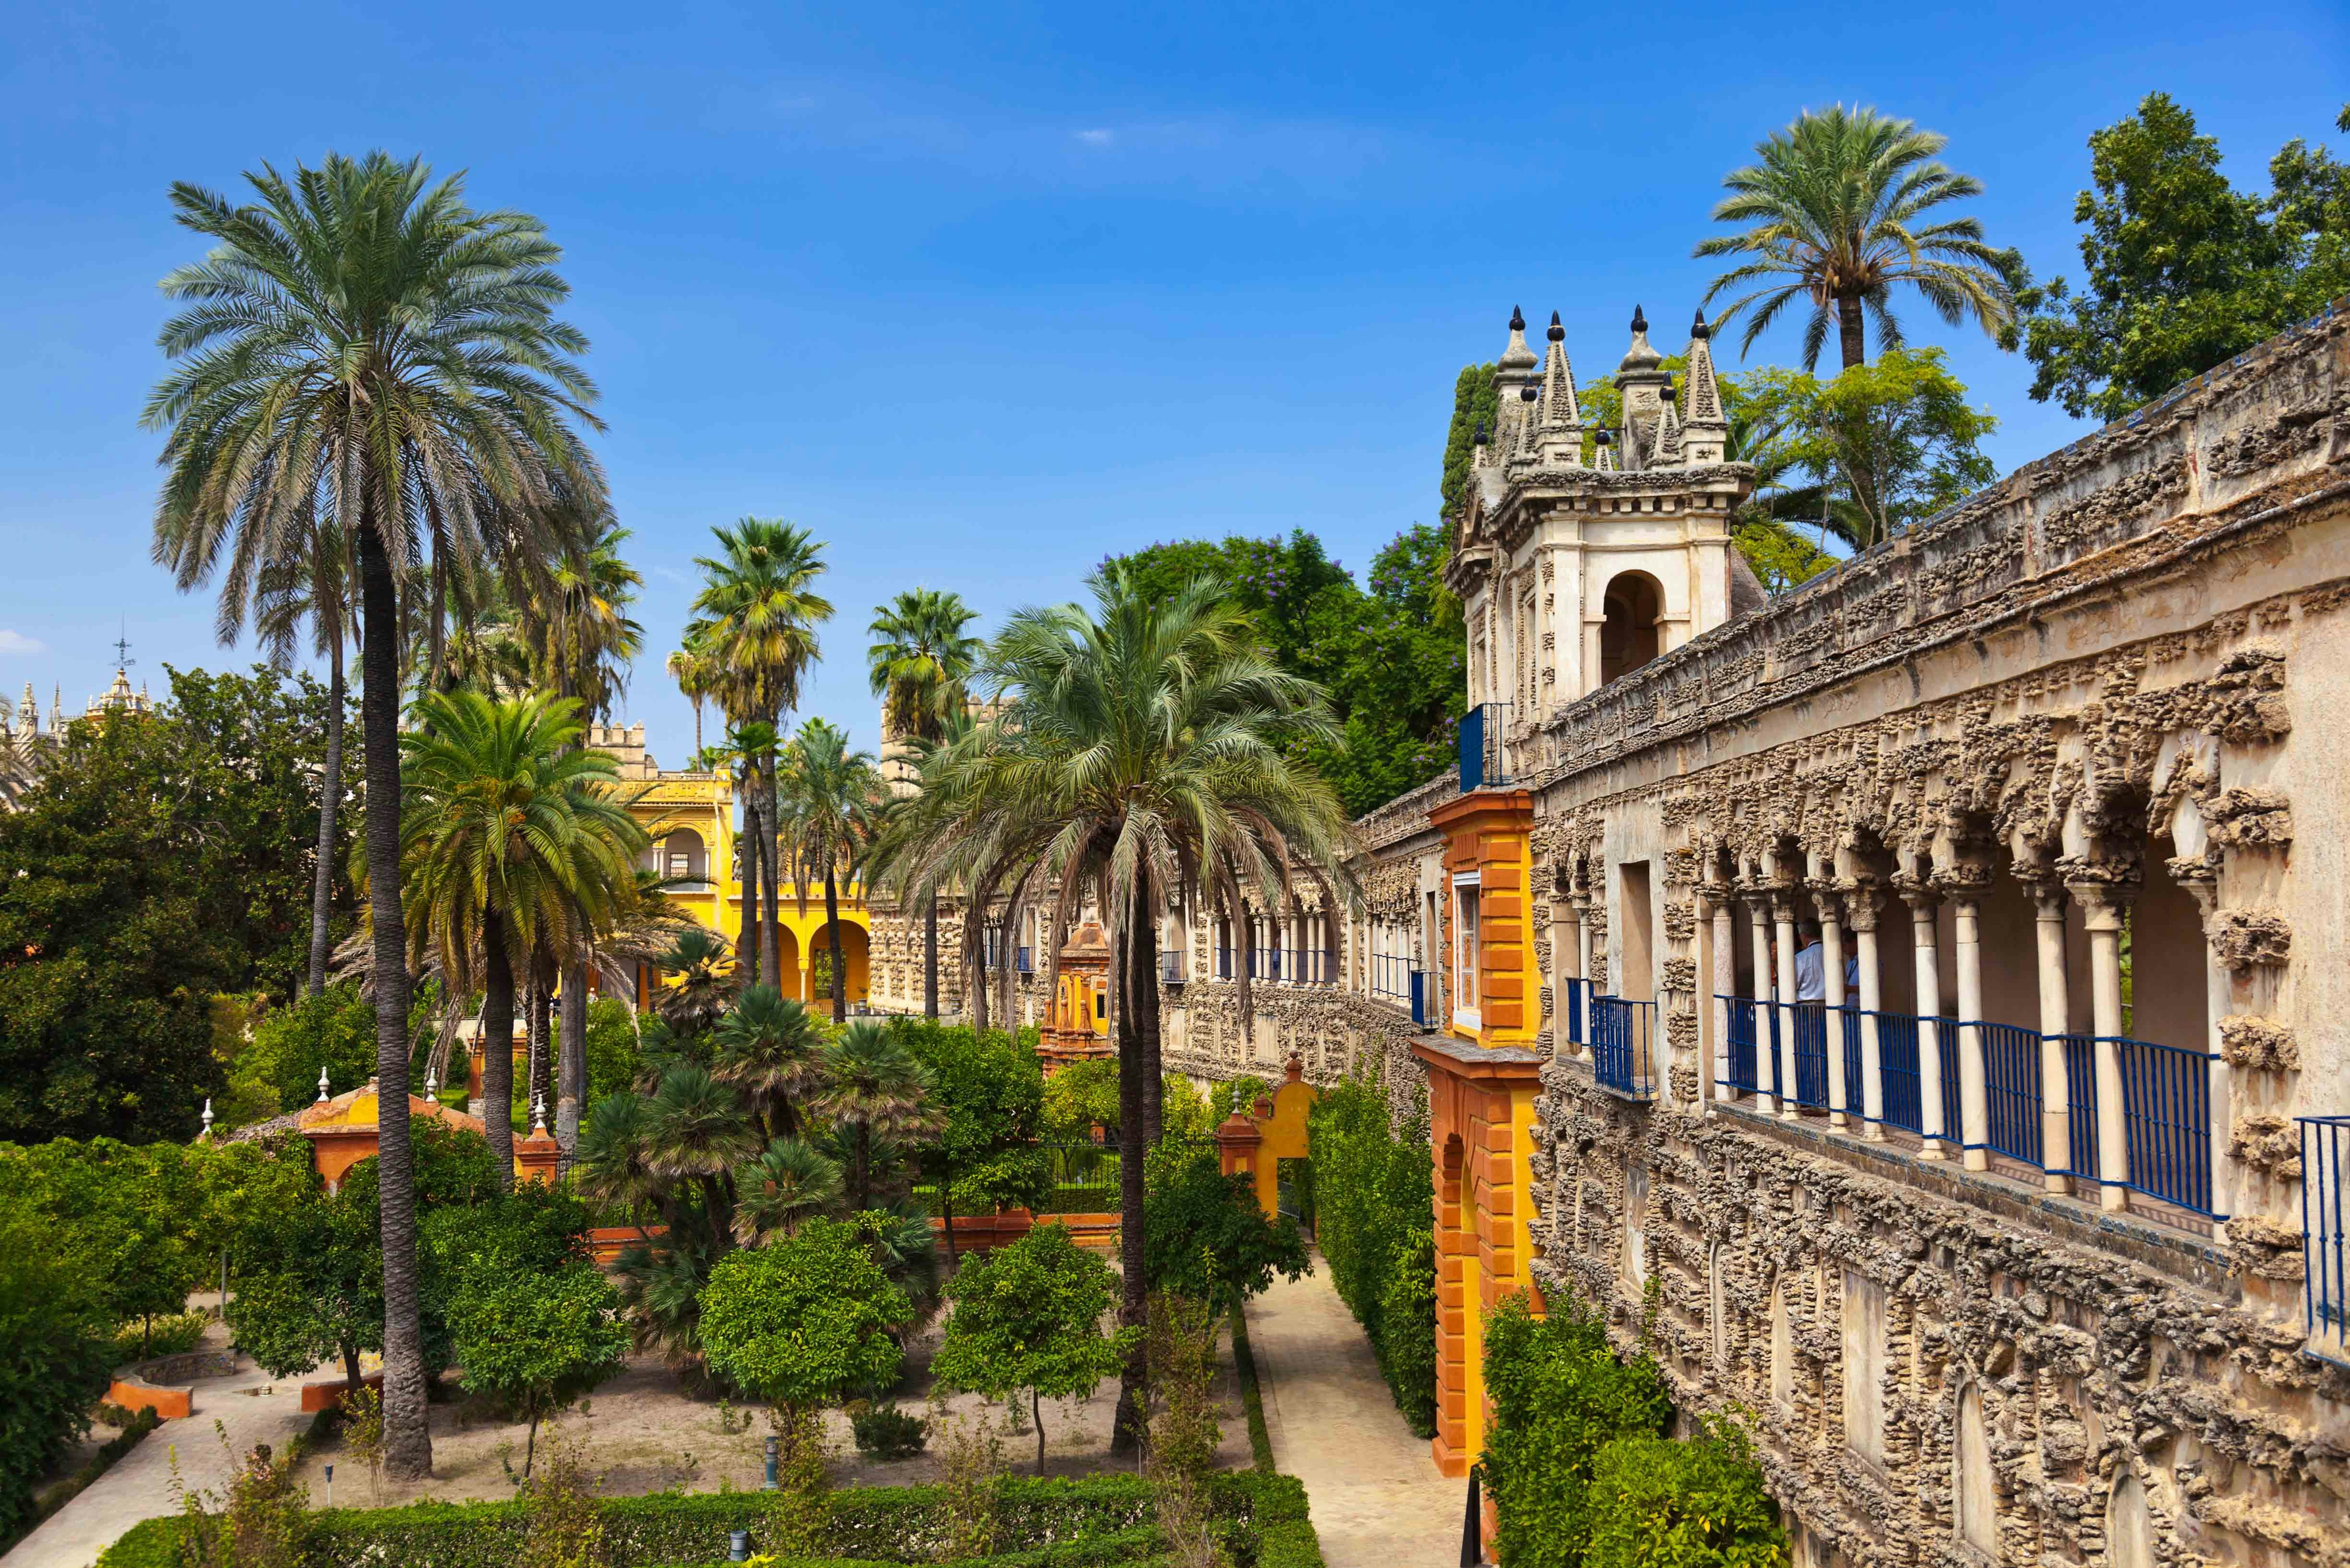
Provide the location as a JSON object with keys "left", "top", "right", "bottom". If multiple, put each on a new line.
{"left": 810, "top": 1021, "right": 943, "bottom": 1210}
{"left": 686, "top": 519, "right": 833, "bottom": 988}
{"left": 883, "top": 565, "right": 1355, "bottom": 1452}
{"left": 398, "top": 689, "right": 644, "bottom": 1189}
{"left": 777, "top": 718, "right": 882, "bottom": 1023}
{"left": 1694, "top": 105, "right": 2014, "bottom": 371}
{"left": 251, "top": 517, "right": 353, "bottom": 999}
{"left": 867, "top": 587, "right": 982, "bottom": 1018}
{"left": 640, "top": 1064, "right": 764, "bottom": 1240}
{"left": 706, "top": 720, "right": 782, "bottom": 988}
{"left": 652, "top": 927, "right": 740, "bottom": 1036}
{"left": 709, "top": 986, "right": 828, "bottom": 1139}
{"left": 146, "top": 152, "right": 604, "bottom": 1479}
{"left": 668, "top": 644, "right": 721, "bottom": 764}
{"left": 729, "top": 1138, "right": 845, "bottom": 1243}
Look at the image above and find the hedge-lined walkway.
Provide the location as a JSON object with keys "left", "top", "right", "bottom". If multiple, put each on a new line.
{"left": 1245, "top": 1259, "right": 1456, "bottom": 1568}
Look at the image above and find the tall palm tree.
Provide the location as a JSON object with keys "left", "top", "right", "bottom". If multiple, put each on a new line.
{"left": 146, "top": 152, "right": 604, "bottom": 1479}
{"left": 1694, "top": 105, "right": 2014, "bottom": 370}
{"left": 686, "top": 520, "right": 833, "bottom": 989}
{"left": 398, "top": 689, "right": 644, "bottom": 1188}
{"left": 667, "top": 643, "right": 720, "bottom": 765}
{"left": 777, "top": 718, "right": 882, "bottom": 1023}
{"left": 883, "top": 565, "right": 1356, "bottom": 1452}
{"left": 867, "top": 587, "right": 982, "bottom": 1018}
{"left": 810, "top": 1021, "right": 944, "bottom": 1210}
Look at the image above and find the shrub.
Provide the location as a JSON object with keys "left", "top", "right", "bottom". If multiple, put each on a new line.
{"left": 114, "top": 1309, "right": 211, "bottom": 1361}
{"left": 1480, "top": 1288, "right": 1674, "bottom": 1568}
{"left": 1584, "top": 1417, "right": 1787, "bottom": 1568}
{"left": 847, "top": 1404, "right": 927, "bottom": 1461}
{"left": 0, "top": 1214, "right": 116, "bottom": 1543}
{"left": 1302, "top": 1073, "right": 1434, "bottom": 1434}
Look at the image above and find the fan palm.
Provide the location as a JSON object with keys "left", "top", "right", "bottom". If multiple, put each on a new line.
{"left": 640, "top": 1064, "right": 763, "bottom": 1233}
{"left": 397, "top": 689, "right": 643, "bottom": 1188}
{"left": 146, "top": 151, "right": 606, "bottom": 1479}
{"left": 709, "top": 986, "right": 828, "bottom": 1139}
{"left": 573, "top": 1093, "right": 666, "bottom": 1240}
{"left": 868, "top": 587, "right": 982, "bottom": 1017}
{"left": 729, "top": 1137, "right": 846, "bottom": 1243}
{"left": 653, "top": 927, "right": 740, "bottom": 1036}
{"left": 777, "top": 718, "right": 883, "bottom": 1023}
{"left": 883, "top": 564, "right": 1355, "bottom": 1451}
{"left": 686, "top": 519, "right": 833, "bottom": 987}
{"left": 810, "top": 1022, "right": 944, "bottom": 1211}
{"left": 1694, "top": 105, "right": 2014, "bottom": 371}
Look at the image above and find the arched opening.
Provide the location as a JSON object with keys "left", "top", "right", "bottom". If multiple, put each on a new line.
{"left": 1956, "top": 1381, "right": 1998, "bottom": 1556}
{"left": 2106, "top": 1469, "right": 2154, "bottom": 1568}
{"left": 1600, "top": 571, "right": 1664, "bottom": 686}
{"left": 660, "top": 828, "right": 708, "bottom": 884}
{"left": 807, "top": 921, "right": 871, "bottom": 1007}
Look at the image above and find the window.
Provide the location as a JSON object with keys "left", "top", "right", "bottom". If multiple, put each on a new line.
{"left": 1600, "top": 571, "right": 1664, "bottom": 686}
{"left": 1455, "top": 879, "right": 1481, "bottom": 1020}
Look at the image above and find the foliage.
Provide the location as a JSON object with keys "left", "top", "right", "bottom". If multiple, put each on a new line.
{"left": 1480, "top": 1289, "right": 1675, "bottom": 1568}
{"left": 932, "top": 1223, "right": 1140, "bottom": 1473}
{"left": 1305, "top": 1075, "right": 1436, "bottom": 1437}
{"left": 698, "top": 1218, "right": 914, "bottom": 1423}
{"left": 227, "top": 985, "right": 379, "bottom": 1127}
{"left": 1730, "top": 520, "right": 1837, "bottom": 596}
{"left": 4, "top": 1405, "right": 161, "bottom": 1556}
{"left": 1737, "top": 349, "right": 1997, "bottom": 549}
{"left": 1584, "top": 1417, "right": 1788, "bottom": 1568}
{"left": 0, "top": 1213, "right": 116, "bottom": 1542}
{"left": 1144, "top": 1293, "right": 1225, "bottom": 1568}
{"left": 173, "top": 1427, "right": 310, "bottom": 1568}
{"left": 1040, "top": 1058, "right": 1119, "bottom": 1143}
{"left": 1203, "top": 1075, "right": 1272, "bottom": 1131}
{"left": 900, "top": 1020, "right": 1051, "bottom": 1244}
{"left": 0, "top": 1137, "right": 214, "bottom": 1329}
{"left": 225, "top": 1158, "right": 382, "bottom": 1388}
{"left": 1228, "top": 1304, "right": 1276, "bottom": 1474}
{"left": 848, "top": 1402, "right": 929, "bottom": 1461}
{"left": 0, "top": 666, "right": 351, "bottom": 1143}
{"left": 114, "top": 1310, "right": 211, "bottom": 1361}
{"left": 1142, "top": 1144, "right": 1311, "bottom": 1315}
{"left": 1695, "top": 104, "right": 2014, "bottom": 370}
{"left": 1440, "top": 359, "right": 1502, "bottom": 519}
{"left": 515, "top": 1426, "right": 607, "bottom": 1568}
{"left": 811, "top": 1021, "right": 943, "bottom": 1210}
{"left": 2012, "top": 95, "right": 2350, "bottom": 422}
{"left": 1158, "top": 1076, "right": 1216, "bottom": 1147}
{"left": 449, "top": 1264, "right": 629, "bottom": 1477}
{"left": 584, "top": 999, "right": 640, "bottom": 1110}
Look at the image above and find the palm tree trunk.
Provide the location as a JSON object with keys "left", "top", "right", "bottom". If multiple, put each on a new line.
{"left": 737, "top": 781, "right": 762, "bottom": 988}
{"left": 924, "top": 894, "right": 940, "bottom": 1018}
{"left": 528, "top": 962, "right": 554, "bottom": 1119}
{"left": 825, "top": 867, "right": 847, "bottom": 1023}
{"left": 306, "top": 631, "right": 345, "bottom": 999}
{"left": 1837, "top": 294, "right": 1866, "bottom": 370}
{"left": 1109, "top": 886, "right": 1148, "bottom": 1459}
{"left": 557, "top": 958, "right": 586, "bottom": 1164}
{"left": 761, "top": 755, "right": 784, "bottom": 986}
{"left": 481, "top": 909, "right": 517, "bottom": 1194}
{"left": 972, "top": 921, "right": 990, "bottom": 1034}
{"left": 1133, "top": 888, "right": 1163, "bottom": 1151}
{"left": 356, "top": 522, "right": 431, "bottom": 1481}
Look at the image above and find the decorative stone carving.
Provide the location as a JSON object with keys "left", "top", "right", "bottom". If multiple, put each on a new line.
{"left": 2209, "top": 908, "right": 2291, "bottom": 972}
{"left": 2217, "top": 1015, "right": 2299, "bottom": 1070}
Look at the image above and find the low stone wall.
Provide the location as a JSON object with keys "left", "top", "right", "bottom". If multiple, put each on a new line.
{"left": 107, "top": 1351, "right": 240, "bottom": 1420}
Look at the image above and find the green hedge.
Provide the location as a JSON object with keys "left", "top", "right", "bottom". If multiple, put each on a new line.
{"left": 1304, "top": 1074, "right": 1436, "bottom": 1437}
{"left": 98, "top": 1471, "right": 1323, "bottom": 1568}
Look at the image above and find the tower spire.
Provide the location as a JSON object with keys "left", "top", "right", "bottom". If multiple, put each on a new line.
{"left": 1681, "top": 308, "right": 1729, "bottom": 464}
{"left": 1495, "top": 305, "right": 1540, "bottom": 454}
{"left": 1536, "top": 311, "right": 1585, "bottom": 466}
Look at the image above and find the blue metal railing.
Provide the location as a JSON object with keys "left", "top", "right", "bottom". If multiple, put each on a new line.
{"left": 1161, "top": 951, "right": 1186, "bottom": 985}
{"left": 1248, "top": 948, "right": 1285, "bottom": 982}
{"left": 1015, "top": 945, "right": 1034, "bottom": 975}
{"left": 1458, "top": 702, "right": 1509, "bottom": 792}
{"left": 1975, "top": 1021, "right": 2044, "bottom": 1168}
{"left": 1561, "top": 977, "right": 1591, "bottom": 1047}
{"left": 1291, "top": 950, "right": 1338, "bottom": 986}
{"left": 2056, "top": 1033, "right": 2099, "bottom": 1184}
{"left": 2301, "top": 1117, "right": 2349, "bottom": 1361}
{"left": 1370, "top": 954, "right": 1423, "bottom": 1008}
{"left": 1722, "top": 995, "right": 1762, "bottom": 1095}
{"left": 2116, "top": 1035, "right": 2214, "bottom": 1215}
{"left": 1876, "top": 1011, "right": 1923, "bottom": 1133}
{"left": 1592, "top": 996, "right": 1657, "bottom": 1100}
{"left": 1216, "top": 947, "right": 1234, "bottom": 980}
{"left": 1789, "top": 1005, "right": 1830, "bottom": 1109}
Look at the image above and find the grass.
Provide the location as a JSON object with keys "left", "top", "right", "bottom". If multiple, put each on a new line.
{"left": 1230, "top": 1302, "right": 1276, "bottom": 1474}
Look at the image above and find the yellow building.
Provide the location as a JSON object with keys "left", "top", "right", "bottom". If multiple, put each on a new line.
{"left": 594, "top": 723, "right": 872, "bottom": 1007}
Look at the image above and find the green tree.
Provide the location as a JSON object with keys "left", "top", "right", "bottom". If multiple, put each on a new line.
{"left": 885, "top": 565, "right": 1356, "bottom": 1451}
{"left": 449, "top": 1262, "right": 630, "bottom": 1478}
{"left": 148, "top": 152, "right": 606, "bottom": 1479}
{"left": 0, "top": 1214, "right": 118, "bottom": 1542}
{"left": 0, "top": 1138, "right": 211, "bottom": 1340}
{"left": 2012, "top": 94, "right": 2350, "bottom": 421}
{"left": 400, "top": 690, "right": 645, "bottom": 1189}
{"left": 1040, "top": 1057, "right": 1119, "bottom": 1144}
{"left": 868, "top": 588, "right": 983, "bottom": 1018}
{"left": 223, "top": 985, "right": 377, "bottom": 1128}
{"left": 898, "top": 1020, "right": 1051, "bottom": 1261}
{"left": 775, "top": 718, "right": 883, "bottom": 1023}
{"left": 1141, "top": 1143, "right": 1311, "bottom": 1325}
{"left": 227, "top": 1163, "right": 383, "bottom": 1390}
{"left": 1585, "top": 1418, "right": 1788, "bottom": 1568}
{"left": 699, "top": 1218, "right": 913, "bottom": 1437}
{"left": 932, "top": 1223, "right": 1139, "bottom": 1473}
{"left": 686, "top": 520, "right": 835, "bottom": 988}
{"left": 709, "top": 986, "right": 827, "bottom": 1140}
{"left": 1696, "top": 104, "right": 2014, "bottom": 370}
{"left": 1440, "top": 358, "right": 1502, "bottom": 519}
{"left": 1306, "top": 1075, "right": 1436, "bottom": 1434}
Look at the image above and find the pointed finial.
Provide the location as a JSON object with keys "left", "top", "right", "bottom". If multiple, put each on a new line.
{"left": 1631, "top": 304, "right": 1647, "bottom": 333}
{"left": 1691, "top": 308, "right": 1711, "bottom": 342}
{"left": 1520, "top": 384, "right": 1539, "bottom": 403}
{"left": 1473, "top": 419, "right": 1486, "bottom": 444}
{"left": 1547, "top": 310, "right": 1564, "bottom": 343}
{"left": 201, "top": 1098, "right": 215, "bottom": 1137}
{"left": 424, "top": 1065, "right": 439, "bottom": 1098}
{"left": 532, "top": 1093, "right": 548, "bottom": 1133}
{"left": 1509, "top": 305, "right": 1525, "bottom": 332}
{"left": 317, "top": 1066, "right": 331, "bottom": 1102}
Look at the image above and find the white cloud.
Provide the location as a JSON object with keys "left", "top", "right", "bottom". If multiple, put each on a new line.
{"left": 0, "top": 631, "right": 44, "bottom": 656}
{"left": 1074, "top": 128, "right": 1114, "bottom": 147}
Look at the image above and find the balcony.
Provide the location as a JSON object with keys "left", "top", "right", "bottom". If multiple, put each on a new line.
{"left": 1370, "top": 954, "right": 1428, "bottom": 1026}
{"left": 1591, "top": 995, "right": 1657, "bottom": 1100}
{"left": 1458, "top": 702, "right": 1511, "bottom": 792}
{"left": 2303, "top": 1117, "right": 2349, "bottom": 1365}
{"left": 1714, "top": 997, "right": 2223, "bottom": 1221}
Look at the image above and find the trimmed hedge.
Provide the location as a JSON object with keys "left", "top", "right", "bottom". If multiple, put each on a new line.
{"left": 1305, "top": 1075, "right": 1436, "bottom": 1437}
{"left": 98, "top": 1471, "right": 1324, "bottom": 1568}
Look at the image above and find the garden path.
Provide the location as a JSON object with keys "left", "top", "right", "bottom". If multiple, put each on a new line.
{"left": 6, "top": 1360, "right": 310, "bottom": 1568}
{"left": 1245, "top": 1258, "right": 1458, "bottom": 1568}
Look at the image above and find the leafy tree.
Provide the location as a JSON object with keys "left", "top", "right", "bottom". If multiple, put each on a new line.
{"left": 0, "top": 1213, "right": 117, "bottom": 1542}
{"left": 934, "top": 1223, "right": 1140, "bottom": 1474}
{"left": 1141, "top": 1143, "right": 1311, "bottom": 1327}
{"left": 1157, "top": 1076, "right": 1216, "bottom": 1147}
{"left": 1040, "top": 1057, "right": 1119, "bottom": 1144}
{"left": 698, "top": 1218, "right": 913, "bottom": 1436}
{"left": 449, "top": 1262, "right": 630, "bottom": 1478}
{"left": 1481, "top": 1288, "right": 1674, "bottom": 1568}
{"left": 1740, "top": 349, "right": 1997, "bottom": 549}
{"left": 585, "top": 998, "right": 640, "bottom": 1110}
{"left": 0, "top": 1138, "right": 212, "bottom": 1333}
{"left": 1439, "top": 359, "right": 1502, "bottom": 519}
{"left": 1203, "top": 1075, "right": 1272, "bottom": 1131}
{"left": 1585, "top": 1417, "right": 1788, "bottom": 1568}
{"left": 0, "top": 667, "right": 348, "bottom": 1143}
{"left": 1696, "top": 104, "right": 2014, "bottom": 370}
{"left": 222, "top": 984, "right": 378, "bottom": 1128}
{"left": 2011, "top": 94, "right": 2350, "bottom": 421}
{"left": 148, "top": 151, "right": 607, "bottom": 1480}
{"left": 227, "top": 1162, "right": 382, "bottom": 1390}
{"left": 1731, "top": 520, "right": 1838, "bottom": 596}
{"left": 868, "top": 587, "right": 983, "bottom": 1018}
{"left": 899, "top": 1020, "right": 1051, "bottom": 1261}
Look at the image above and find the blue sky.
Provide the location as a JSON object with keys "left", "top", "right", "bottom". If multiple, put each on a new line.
{"left": 3, "top": 0, "right": 2343, "bottom": 763}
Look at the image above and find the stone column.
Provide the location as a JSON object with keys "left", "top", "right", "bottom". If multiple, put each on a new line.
{"left": 1709, "top": 889, "right": 1737, "bottom": 1103}
{"left": 1573, "top": 891, "right": 1595, "bottom": 1052}
{"left": 2071, "top": 877, "right": 2137, "bottom": 1213}
{"left": 1746, "top": 890, "right": 1777, "bottom": 1115}
{"left": 1945, "top": 870, "right": 1992, "bottom": 1171}
{"left": 1773, "top": 889, "right": 1801, "bottom": 1121}
{"left": 2025, "top": 874, "right": 2074, "bottom": 1195}
{"left": 1813, "top": 880, "right": 1849, "bottom": 1128}
{"left": 1849, "top": 886, "right": 1885, "bottom": 1140}
{"left": 1899, "top": 879, "right": 1948, "bottom": 1160}
{"left": 2177, "top": 863, "right": 2232, "bottom": 1233}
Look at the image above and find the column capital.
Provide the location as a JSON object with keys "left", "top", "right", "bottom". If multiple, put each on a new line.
{"left": 2015, "top": 867, "right": 2070, "bottom": 920}
{"left": 1931, "top": 863, "right": 1993, "bottom": 906}
{"left": 1843, "top": 883, "right": 1884, "bottom": 932}
{"left": 1806, "top": 878, "right": 1845, "bottom": 921}
{"left": 1891, "top": 870, "right": 1941, "bottom": 913}
{"left": 2064, "top": 873, "right": 2138, "bottom": 930}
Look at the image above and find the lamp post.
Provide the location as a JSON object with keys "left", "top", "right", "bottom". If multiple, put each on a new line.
{"left": 764, "top": 1433, "right": 779, "bottom": 1489}
{"left": 323, "top": 1463, "right": 334, "bottom": 1509}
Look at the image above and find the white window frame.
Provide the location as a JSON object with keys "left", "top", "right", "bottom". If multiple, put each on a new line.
{"left": 1453, "top": 870, "right": 1482, "bottom": 1033}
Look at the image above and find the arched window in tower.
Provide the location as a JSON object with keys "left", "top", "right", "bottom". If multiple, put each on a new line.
{"left": 663, "top": 828, "right": 708, "bottom": 884}
{"left": 1601, "top": 571, "right": 1664, "bottom": 685}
